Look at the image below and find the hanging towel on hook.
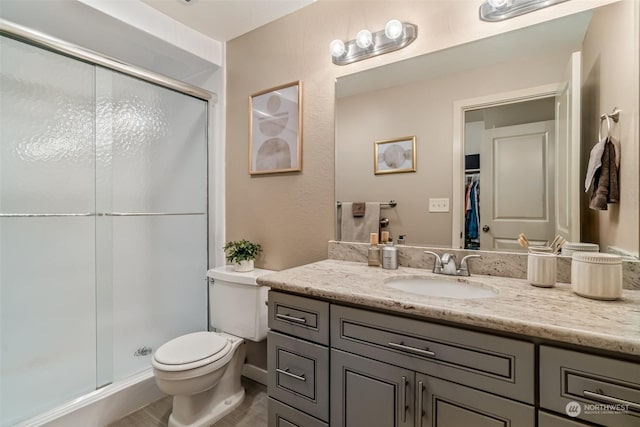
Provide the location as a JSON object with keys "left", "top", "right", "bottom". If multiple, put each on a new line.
{"left": 589, "top": 138, "right": 619, "bottom": 210}
{"left": 585, "top": 136, "right": 620, "bottom": 193}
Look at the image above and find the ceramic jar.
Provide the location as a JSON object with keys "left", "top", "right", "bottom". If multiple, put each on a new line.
{"left": 571, "top": 252, "right": 622, "bottom": 300}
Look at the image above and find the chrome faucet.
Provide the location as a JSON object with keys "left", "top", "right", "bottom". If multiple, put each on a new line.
{"left": 423, "top": 251, "right": 481, "bottom": 277}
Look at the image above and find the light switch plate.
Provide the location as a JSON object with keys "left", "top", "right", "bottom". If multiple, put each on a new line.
{"left": 429, "top": 198, "right": 449, "bottom": 212}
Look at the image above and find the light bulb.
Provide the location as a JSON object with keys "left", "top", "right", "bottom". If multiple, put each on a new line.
{"left": 355, "top": 29, "right": 373, "bottom": 49}
{"left": 487, "top": 0, "right": 508, "bottom": 8}
{"left": 329, "top": 39, "right": 346, "bottom": 57}
{"left": 384, "top": 19, "right": 403, "bottom": 40}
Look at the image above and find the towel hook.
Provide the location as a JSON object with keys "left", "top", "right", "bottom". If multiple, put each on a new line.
{"left": 598, "top": 114, "right": 611, "bottom": 140}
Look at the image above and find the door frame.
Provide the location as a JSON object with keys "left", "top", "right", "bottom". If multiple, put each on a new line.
{"left": 451, "top": 83, "right": 560, "bottom": 248}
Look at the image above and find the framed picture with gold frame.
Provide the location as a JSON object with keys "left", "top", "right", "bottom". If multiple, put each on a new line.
{"left": 249, "top": 81, "right": 302, "bottom": 174}
{"left": 374, "top": 136, "right": 416, "bottom": 174}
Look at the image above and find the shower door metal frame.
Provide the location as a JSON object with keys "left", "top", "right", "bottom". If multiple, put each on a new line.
{"left": 0, "top": 19, "right": 216, "bottom": 102}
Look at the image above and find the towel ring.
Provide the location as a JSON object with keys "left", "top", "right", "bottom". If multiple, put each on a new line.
{"left": 599, "top": 114, "right": 611, "bottom": 140}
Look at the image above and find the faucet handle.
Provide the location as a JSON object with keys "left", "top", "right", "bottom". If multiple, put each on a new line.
{"left": 458, "top": 254, "right": 481, "bottom": 276}
{"left": 423, "top": 251, "right": 443, "bottom": 273}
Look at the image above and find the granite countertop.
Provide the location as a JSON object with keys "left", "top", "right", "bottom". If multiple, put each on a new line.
{"left": 258, "top": 259, "right": 640, "bottom": 356}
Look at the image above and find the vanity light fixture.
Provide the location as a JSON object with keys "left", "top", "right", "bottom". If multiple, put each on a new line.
{"left": 330, "top": 19, "right": 417, "bottom": 66}
{"left": 480, "top": 0, "right": 569, "bottom": 22}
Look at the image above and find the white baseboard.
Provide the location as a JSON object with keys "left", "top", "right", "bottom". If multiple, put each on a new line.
{"left": 242, "top": 363, "right": 268, "bottom": 386}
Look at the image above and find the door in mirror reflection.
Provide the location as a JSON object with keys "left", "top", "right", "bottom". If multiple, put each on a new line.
{"left": 481, "top": 121, "right": 555, "bottom": 250}
{"left": 464, "top": 98, "right": 557, "bottom": 250}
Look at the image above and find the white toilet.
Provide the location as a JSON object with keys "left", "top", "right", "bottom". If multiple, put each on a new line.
{"left": 152, "top": 266, "right": 272, "bottom": 427}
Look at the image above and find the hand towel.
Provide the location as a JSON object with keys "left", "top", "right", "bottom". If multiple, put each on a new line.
{"left": 340, "top": 202, "right": 381, "bottom": 243}
{"left": 352, "top": 202, "right": 366, "bottom": 217}
{"left": 585, "top": 136, "right": 620, "bottom": 192}
{"left": 589, "top": 139, "right": 619, "bottom": 210}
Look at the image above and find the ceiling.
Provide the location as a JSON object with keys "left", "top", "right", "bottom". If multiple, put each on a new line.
{"left": 141, "top": 0, "right": 315, "bottom": 42}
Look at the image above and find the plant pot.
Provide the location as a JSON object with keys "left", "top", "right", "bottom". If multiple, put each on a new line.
{"left": 234, "top": 259, "right": 254, "bottom": 272}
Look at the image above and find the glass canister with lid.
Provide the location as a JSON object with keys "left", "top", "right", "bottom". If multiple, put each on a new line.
{"left": 571, "top": 252, "right": 622, "bottom": 300}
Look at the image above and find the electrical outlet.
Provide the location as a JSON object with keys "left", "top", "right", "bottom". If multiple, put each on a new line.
{"left": 429, "top": 198, "right": 449, "bottom": 212}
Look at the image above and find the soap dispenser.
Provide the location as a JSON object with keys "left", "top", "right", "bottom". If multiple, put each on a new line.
{"left": 367, "top": 233, "right": 381, "bottom": 267}
{"left": 382, "top": 241, "right": 398, "bottom": 270}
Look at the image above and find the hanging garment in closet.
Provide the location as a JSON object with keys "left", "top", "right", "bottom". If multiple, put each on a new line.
{"left": 465, "top": 181, "right": 480, "bottom": 239}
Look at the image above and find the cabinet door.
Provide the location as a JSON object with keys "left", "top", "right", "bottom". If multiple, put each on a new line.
{"left": 268, "top": 332, "right": 329, "bottom": 421}
{"left": 331, "top": 349, "right": 414, "bottom": 427}
{"left": 417, "top": 373, "right": 535, "bottom": 427}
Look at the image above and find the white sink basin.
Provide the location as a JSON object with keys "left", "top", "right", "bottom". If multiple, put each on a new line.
{"left": 384, "top": 276, "right": 497, "bottom": 299}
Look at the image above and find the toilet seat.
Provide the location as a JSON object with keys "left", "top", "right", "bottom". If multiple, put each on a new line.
{"left": 153, "top": 332, "right": 232, "bottom": 372}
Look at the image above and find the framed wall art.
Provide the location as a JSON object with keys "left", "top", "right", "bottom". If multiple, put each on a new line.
{"left": 374, "top": 136, "right": 416, "bottom": 174}
{"left": 249, "top": 81, "right": 302, "bottom": 174}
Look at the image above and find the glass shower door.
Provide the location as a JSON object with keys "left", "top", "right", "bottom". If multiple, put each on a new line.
{"left": 1, "top": 34, "right": 209, "bottom": 426}
{"left": 95, "top": 68, "right": 208, "bottom": 383}
{"left": 0, "top": 36, "right": 97, "bottom": 425}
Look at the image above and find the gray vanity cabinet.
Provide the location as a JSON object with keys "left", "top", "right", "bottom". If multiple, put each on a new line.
{"left": 537, "top": 411, "right": 592, "bottom": 427}
{"left": 267, "top": 290, "right": 636, "bottom": 427}
{"left": 330, "top": 304, "right": 536, "bottom": 427}
{"left": 418, "top": 374, "right": 535, "bottom": 427}
{"left": 331, "top": 348, "right": 414, "bottom": 427}
{"left": 539, "top": 345, "right": 640, "bottom": 427}
{"left": 268, "top": 291, "right": 330, "bottom": 427}
{"left": 330, "top": 348, "right": 535, "bottom": 427}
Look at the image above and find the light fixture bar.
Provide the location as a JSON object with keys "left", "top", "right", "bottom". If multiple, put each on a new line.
{"left": 480, "top": 0, "right": 570, "bottom": 22}
{"left": 332, "top": 22, "right": 417, "bottom": 66}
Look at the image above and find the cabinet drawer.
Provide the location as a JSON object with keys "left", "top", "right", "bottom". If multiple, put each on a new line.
{"left": 540, "top": 346, "right": 640, "bottom": 427}
{"left": 331, "top": 304, "right": 534, "bottom": 403}
{"left": 538, "top": 411, "right": 592, "bottom": 427}
{"left": 268, "top": 331, "right": 329, "bottom": 421}
{"left": 269, "top": 291, "right": 329, "bottom": 345}
{"left": 269, "top": 398, "right": 328, "bottom": 427}
{"left": 420, "top": 374, "right": 535, "bottom": 427}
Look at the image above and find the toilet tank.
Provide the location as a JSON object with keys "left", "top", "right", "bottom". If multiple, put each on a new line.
{"left": 208, "top": 266, "right": 273, "bottom": 341}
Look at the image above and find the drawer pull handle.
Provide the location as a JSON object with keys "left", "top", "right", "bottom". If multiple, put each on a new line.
{"left": 276, "top": 368, "right": 307, "bottom": 382}
{"left": 583, "top": 390, "right": 640, "bottom": 412}
{"left": 276, "top": 313, "right": 307, "bottom": 324}
{"left": 388, "top": 341, "right": 436, "bottom": 358}
{"left": 417, "top": 381, "right": 425, "bottom": 427}
{"left": 400, "top": 376, "right": 408, "bottom": 422}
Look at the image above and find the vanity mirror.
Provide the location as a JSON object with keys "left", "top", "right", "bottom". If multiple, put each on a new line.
{"left": 335, "top": 1, "right": 639, "bottom": 256}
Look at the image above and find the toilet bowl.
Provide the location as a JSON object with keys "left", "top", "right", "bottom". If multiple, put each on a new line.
{"left": 152, "top": 266, "right": 272, "bottom": 427}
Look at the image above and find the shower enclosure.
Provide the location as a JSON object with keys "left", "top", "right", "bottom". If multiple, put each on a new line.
{"left": 0, "top": 24, "right": 210, "bottom": 426}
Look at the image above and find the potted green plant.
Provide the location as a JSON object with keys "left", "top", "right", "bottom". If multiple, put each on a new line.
{"left": 223, "top": 239, "right": 262, "bottom": 272}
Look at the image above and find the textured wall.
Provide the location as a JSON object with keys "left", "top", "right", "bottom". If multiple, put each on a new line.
{"left": 581, "top": 0, "right": 640, "bottom": 256}
{"left": 225, "top": 0, "right": 621, "bottom": 271}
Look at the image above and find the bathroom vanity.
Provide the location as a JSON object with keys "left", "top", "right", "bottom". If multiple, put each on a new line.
{"left": 262, "top": 260, "right": 640, "bottom": 427}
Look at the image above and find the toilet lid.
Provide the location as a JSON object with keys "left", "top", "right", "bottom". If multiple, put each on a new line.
{"left": 154, "top": 332, "right": 230, "bottom": 365}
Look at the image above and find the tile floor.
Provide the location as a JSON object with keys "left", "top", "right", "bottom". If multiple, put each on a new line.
{"left": 108, "top": 378, "right": 267, "bottom": 427}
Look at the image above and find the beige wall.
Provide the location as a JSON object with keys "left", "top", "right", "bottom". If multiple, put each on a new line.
{"left": 226, "top": 0, "right": 621, "bottom": 270}
{"left": 581, "top": 0, "right": 640, "bottom": 256}
{"left": 336, "top": 52, "right": 568, "bottom": 246}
